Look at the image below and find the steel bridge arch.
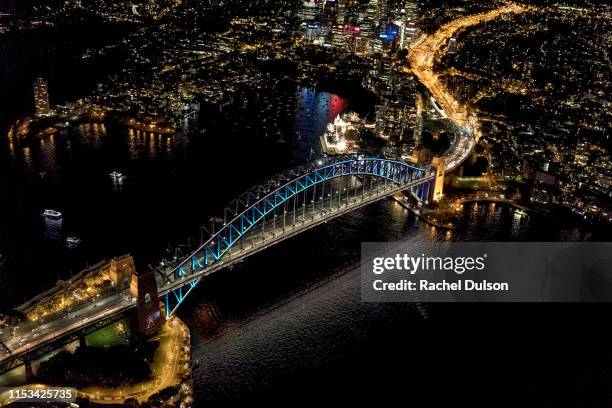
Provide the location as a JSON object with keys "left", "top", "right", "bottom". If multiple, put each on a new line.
{"left": 160, "top": 156, "right": 434, "bottom": 317}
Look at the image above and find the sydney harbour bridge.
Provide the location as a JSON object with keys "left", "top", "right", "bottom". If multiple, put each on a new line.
{"left": 0, "top": 124, "right": 473, "bottom": 375}
{"left": 160, "top": 155, "right": 437, "bottom": 317}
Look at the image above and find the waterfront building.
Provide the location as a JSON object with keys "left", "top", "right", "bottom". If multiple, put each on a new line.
{"left": 320, "top": 113, "right": 363, "bottom": 155}
{"left": 33, "top": 77, "right": 51, "bottom": 116}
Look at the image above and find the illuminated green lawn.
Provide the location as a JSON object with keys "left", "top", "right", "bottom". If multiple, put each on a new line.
{"left": 85, "top": 318, "right": 131, "bottom": 347}
{"left": 452, "top": 177, "right": 489, "bottom": 190}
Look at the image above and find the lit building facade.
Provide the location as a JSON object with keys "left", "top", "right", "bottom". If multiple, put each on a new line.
{"left": 33, "top": 77, "right": 51, "bottom": 116}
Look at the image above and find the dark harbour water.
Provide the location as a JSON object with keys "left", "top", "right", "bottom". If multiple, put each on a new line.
{"left": 182, "top": 199, "right": 612, "bottom": 407}
{"left": 0, "top": 85, "right": 359, "bottom": 307}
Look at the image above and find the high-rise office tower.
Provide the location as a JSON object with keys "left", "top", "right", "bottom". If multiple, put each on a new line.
{"left": 378, "top": 0, "right": 388, "bottom": 17}
{"left": 402, "top": 0, "right": 417, "bottom": 22}
{"left": 331, "top": 25, "right": 348, "bottom": 49}
{"left": 321, "top": 0, "right": 338, "bottom": 23}
{"left": 297, "top": 1, "right": 320, "bottom": 22}
{"left": 33, "top": 77, "right": 51, "bottom": 116}
{"left": 336, "top": 1, "right": 347, "bottom": 24}
{"left": 406, "top": 21, "right": 417, "bottom": 43}
{"left": 403, "top": 0, "right": 418, "bottom": 43}
{"left": 366, "top": 0, "right": 381, "bottom": 22}
{"left": 392, "top": 1, "right": 417, "bottom": 46}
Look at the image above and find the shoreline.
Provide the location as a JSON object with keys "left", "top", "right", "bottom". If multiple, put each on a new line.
{"left": 80, "top": 316, "right": 193, "bottom": 406}
{"left": 0, "top": 316, "right": 193, "bottom": 407}
{"left": 390, "top": 193, "right": 455, "bottom": 230}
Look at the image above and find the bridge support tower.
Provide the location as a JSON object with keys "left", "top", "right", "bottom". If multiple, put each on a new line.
{"left": 24, "top": 360, "right": 33, "bottom": 381}
{"left": 430, "top": 155, "right": 445, "bottom": 202}
{"left": 130, "top": 268, "right": 163, "bottom": 337}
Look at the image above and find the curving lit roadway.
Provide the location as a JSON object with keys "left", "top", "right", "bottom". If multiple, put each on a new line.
{"left": 408, "top": 3, "right": 531, "bottom": 128}
{"left": 408, "top": 3, "right": 532, "bottom": 172}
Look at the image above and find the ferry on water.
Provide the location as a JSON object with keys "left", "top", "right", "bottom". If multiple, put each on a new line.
{"left": 110, "top": 171, "right": 124, "bottom": 180}
{"left": 42, "top": 209, "right": 62, "bottom": 219}
{"left": 514, "top": 209, "right": 527, "bottom": 217}
{"left": 66, "top": 236, "right": 82, "bottom": 247}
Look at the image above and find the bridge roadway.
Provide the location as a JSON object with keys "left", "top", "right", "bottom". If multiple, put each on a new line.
{"left": 408, "top": 3, "right": 530, "bottom": 128}
{"left": 0, "top": 125, "right": 473, "bottom": 376}
{"left": 422, "top": 92, "right": 475, "bottom": 172}
{"left": 0, "top": 292, "right": 134, "bottom": 374}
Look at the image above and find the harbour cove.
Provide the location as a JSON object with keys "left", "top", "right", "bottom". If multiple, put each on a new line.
{"left": 372, "top": 279, "right": 510, "bottom": 292}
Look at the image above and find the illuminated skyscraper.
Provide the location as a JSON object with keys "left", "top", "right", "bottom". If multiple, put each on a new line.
{"left": 331, "top": 25, "right": 348, "bottom": 49}
{"left": 337, "top": 1, "right": 347, "bottom": 24}
{"left": 366, "top": 0, "right": 382, "bottom": 22}
{"left": 321, "top": 0, "right": 338, "bottom": 23}
{"left": 33, "top": 77, "right": 51, "bottom": 116}
{"left": 402, "top": 0, "right": 417, "bottom": 22}
{"left": 406, "top": 21, "right": 417, "bottom": 43}
{"left": 402, "top": 1, "right": 418, "bottom": 44}
{"left": 378, "top": 0, "right": 388, "bottom": 17}
{"left": 297, "top": 0, "right": 321, "bottom": 22}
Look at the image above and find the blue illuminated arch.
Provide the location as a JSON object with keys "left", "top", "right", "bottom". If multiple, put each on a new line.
{"left": 162, "top": 156, "right": 434, "bottom": 317}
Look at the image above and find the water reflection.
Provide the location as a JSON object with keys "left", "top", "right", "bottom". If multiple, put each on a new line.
{"left": 9, "top": 122, "right": 188, "bottom": 176}
{"left": 43, "top": 218, "right": 63, "bottom": 241}
{"left": 294, "top": 87, "right": 349, "bottom": 160}
{"left": 0, "top": 83, "right": 589, "bottom": 317}
{"left": 186, "top": 198, "right": 576, "bottom": 405}
{"left": 0, "top": 86, "right": 353, "bottom": 307}
{"left": 185, "top": 199, "right": 573, "bottom": 340}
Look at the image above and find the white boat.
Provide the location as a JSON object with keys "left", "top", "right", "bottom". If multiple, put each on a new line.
{"left": 43, "top": 209, "right": 62, "bottom": 219}
{"left": 66, "top": 236, "right": 82, "bottom": 247}
{"left": 110, "top": 171, "right": 123, "bottom": 180}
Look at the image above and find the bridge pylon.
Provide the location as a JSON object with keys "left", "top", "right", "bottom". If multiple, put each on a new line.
{"left": 24, "top": 360, "right": 33, "bottom": 381}
{"left": 430, "top": 155, "right": 445, "bottom": 202}
{"left": 130, "top": 268, "right": 163, "bottom": 337}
